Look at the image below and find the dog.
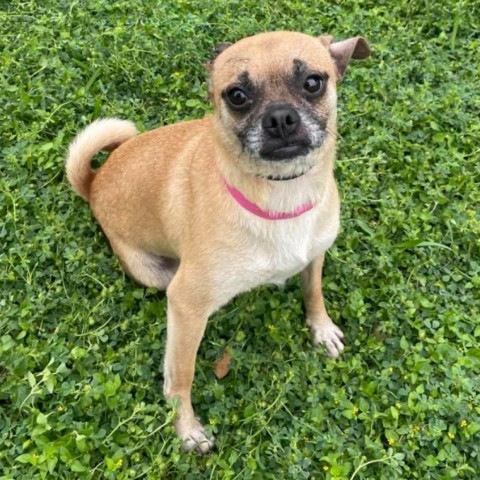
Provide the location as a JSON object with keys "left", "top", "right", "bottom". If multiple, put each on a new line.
{"left": 65, "top": 31, "right": 370, "bottom": 453}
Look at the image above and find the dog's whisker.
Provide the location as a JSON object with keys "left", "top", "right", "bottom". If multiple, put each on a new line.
{"left": 325, "top": 126, "right": 339, "bottom": 139}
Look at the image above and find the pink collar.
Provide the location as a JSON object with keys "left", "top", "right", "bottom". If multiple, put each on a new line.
{"left": 224, "top": 180, "right": 316, "bottom": 220}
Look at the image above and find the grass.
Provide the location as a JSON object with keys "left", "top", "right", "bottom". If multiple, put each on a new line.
{"left": 0, "top": 0, "right": 479, "bottom": 478}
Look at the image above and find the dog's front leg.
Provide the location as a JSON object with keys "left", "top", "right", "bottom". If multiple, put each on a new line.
{"left": 163, "top": 269, "right": 215, "bottom": 453}
{"left": 300, "top": 254, "right": 345, "bottom": 358}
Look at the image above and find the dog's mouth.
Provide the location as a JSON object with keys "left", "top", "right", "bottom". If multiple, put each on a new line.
{"left": 254, "top": 135, "right": 322, "bottom": 181}
{"left": 264, "top": 167, "right": 312, "bottom": 181}
{"left": 259, "top": 140, "right": 312, "bottom": 161}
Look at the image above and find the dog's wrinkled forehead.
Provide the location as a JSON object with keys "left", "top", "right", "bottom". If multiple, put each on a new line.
{"left": 210, "top": 32, "right": 336, "bottom": 95}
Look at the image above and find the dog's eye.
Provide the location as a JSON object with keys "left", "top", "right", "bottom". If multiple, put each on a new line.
{"left": 303, "top": 75, "right": 325, "bottom": 96}
{"left": 226, "top": 88, "right": 249, "bottom": 110}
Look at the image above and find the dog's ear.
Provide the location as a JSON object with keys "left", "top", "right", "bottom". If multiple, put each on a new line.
{"left": 205, "top": 42, "right": 232, "bottom": 101}
{"left": 320, "top": 36, "right": 370, "bottom": 79}
{"left": 204, "top": 42, "right": 232, "bottom": 71}
{"left": 212, "top": 42, "right": 233, "bottom": 58}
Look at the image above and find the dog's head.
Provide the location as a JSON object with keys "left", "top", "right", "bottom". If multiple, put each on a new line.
{"left": 208, "top": 32, "right": 370, "bottom": 180}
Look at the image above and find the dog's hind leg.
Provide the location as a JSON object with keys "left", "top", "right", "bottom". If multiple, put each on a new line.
{"left": 110, "top": 239, "right": 179, "bottom": 290}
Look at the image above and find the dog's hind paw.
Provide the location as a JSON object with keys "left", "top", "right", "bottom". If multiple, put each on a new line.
{"left": 307, "top": 318, "right": 345, "bottom": 358}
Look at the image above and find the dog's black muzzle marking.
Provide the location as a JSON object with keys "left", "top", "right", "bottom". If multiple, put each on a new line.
{"left": 260, "top": 104, "right": 312, "bottom": 161}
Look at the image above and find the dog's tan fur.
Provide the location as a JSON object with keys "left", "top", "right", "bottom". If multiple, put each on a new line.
{"left": 66, "top": 31, "right": 369, "bottom": 452}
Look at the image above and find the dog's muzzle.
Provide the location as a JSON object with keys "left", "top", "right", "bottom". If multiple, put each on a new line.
{"left": 259, "top": 104, "right": 312, "bottom": 161}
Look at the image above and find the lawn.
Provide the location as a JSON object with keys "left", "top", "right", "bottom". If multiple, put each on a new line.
{"left": 1, "top": 1, "right": 479, "bottom": 479}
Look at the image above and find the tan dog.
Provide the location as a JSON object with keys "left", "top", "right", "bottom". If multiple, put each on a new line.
{"left": 66, "top": 31, "right": 370, "bottom": 453}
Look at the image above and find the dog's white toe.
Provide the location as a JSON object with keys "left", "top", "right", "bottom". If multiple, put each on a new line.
{"left": 178, "top": 419, "right": 215, "bottom": 454}
{"left": 308, "top": 319, "right": 345, "bottom": 358}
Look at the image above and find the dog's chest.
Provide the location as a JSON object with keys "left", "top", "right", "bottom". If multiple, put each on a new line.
{"left": 245, "top": 213, "right": 337, "bottom": 286}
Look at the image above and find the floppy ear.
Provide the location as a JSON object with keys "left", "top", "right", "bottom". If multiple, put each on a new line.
{"left": 322, "top": 36, "right": 370, "bottom": 79}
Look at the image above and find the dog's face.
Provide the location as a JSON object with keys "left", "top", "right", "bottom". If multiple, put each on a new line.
{"left": 209, "top": 32, "right": 369, "bottom": 180}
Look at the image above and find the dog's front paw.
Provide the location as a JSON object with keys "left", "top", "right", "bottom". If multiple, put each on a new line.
{"left": 176, "top": 417, "right": 215, "bottom": 454}
{"left": 307, "top": 318, "right": 345, "bottom": 358}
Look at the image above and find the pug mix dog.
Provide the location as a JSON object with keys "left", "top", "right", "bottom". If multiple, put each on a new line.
{"left": 66, "top": 31, "right": 370, "bottom": 453}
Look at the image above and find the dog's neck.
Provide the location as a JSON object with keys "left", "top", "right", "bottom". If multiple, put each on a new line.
{"left": 224, "top": 179, "right": 316, "bottom": 220}
{"left": 218, "top": 157, "right": 332, "bottom": 214}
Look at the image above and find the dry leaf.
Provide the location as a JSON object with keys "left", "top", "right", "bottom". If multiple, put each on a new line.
{"left": 214, "top": 350, "right": 232, "bottom": 379}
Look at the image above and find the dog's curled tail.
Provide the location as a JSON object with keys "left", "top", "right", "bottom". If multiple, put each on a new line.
{"left": 65, "top": 118, "right": 137, "bottom": 202}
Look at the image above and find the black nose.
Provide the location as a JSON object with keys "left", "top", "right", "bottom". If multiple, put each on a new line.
{"left": 262, "top": 105, "right": 301, "bottom": 140}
